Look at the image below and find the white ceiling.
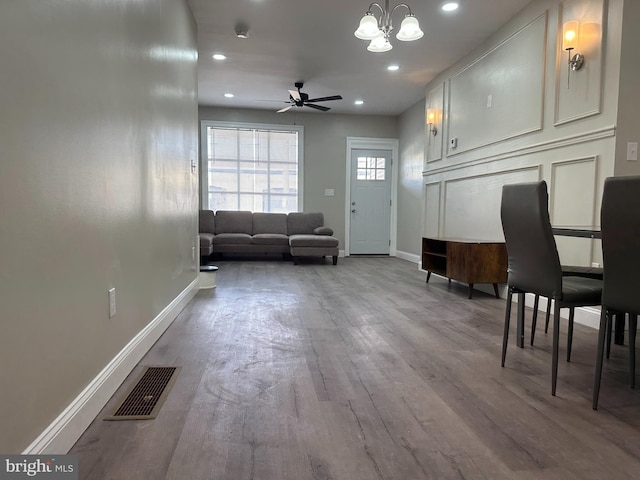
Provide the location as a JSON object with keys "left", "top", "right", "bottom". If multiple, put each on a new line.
{"left": 189, "top": 0, "right": 532, "bottom": 116}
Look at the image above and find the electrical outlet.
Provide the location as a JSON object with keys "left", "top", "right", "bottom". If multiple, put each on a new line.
{"left": 108, "top": 288, "right": 116, "bottom": 318}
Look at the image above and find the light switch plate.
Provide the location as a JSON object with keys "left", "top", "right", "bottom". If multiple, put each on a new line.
{"left": 627, "top": 142, "right": 638, "bottom": 161}
{"left": 108, "top": 288, "right": 116, "bottom": 318}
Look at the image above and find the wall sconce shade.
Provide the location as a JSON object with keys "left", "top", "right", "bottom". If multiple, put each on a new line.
{"left": 426, "top": 108, "right": 438, "bottom": 136}
{"left": 562, "top": 20, "right": 584, "bottom": 88}
{"left": 562, "top": 21, "right": 578, "bottom": 50}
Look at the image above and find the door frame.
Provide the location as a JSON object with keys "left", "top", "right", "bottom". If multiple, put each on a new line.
{"left": 345, "top": 137, "right": 399, "bottom": 257}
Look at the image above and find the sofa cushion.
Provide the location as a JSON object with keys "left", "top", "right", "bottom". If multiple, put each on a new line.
{"left": 199, "top": 210, "right": 215, "bottom": 234}
{"left": 251, "top": 233, "right": 290, "bottom": 246}
{"left": 213, "top": 233, "right": 252, "bottom": 245}
{"left": 289, "top": 234, "right": 338, "bottom": 248}
{"left": 215, "top": 210, "right": 253, "bottom": 235}
{"left": 253, "top": 213, "right": 288, "bottom": 235}
{"left": 287, "top": 212, "right": 325, "bottom": 235}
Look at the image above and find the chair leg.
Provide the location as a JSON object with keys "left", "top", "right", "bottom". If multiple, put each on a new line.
{"left": 552, "top": 299, "right": 561, "bottom": 396}
{"left": 593, "top": 308, "right": 610, "bottom": 410}
{"left": 531, "top": 295, "right": 540, "bottom": 346}
{"left": 502, "top": 288, "right": 514, "bottom": 367}
{"left": 606, "top": 312, "right": 613, "bottom": 359}
{"left": 567, "top": 308, "right": 575, "bottom": 362}
{"left": 544, "top": 298, "right": 551, "bottom": 334}
{"left": 517, "top": 292, "right": 525, "bottom": 348}
{"left": 630, "top": 314, "right": 637, "bottom": 389}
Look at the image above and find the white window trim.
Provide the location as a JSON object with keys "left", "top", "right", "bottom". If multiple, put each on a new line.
{"left": 199, "top": 120, "right": 304, "bottom": 212}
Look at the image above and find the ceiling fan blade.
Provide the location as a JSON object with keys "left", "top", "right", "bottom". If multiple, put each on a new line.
{"left": 305, "top": 103, "right": 331, "bottom": 112}
{"left": 305, "top": 95, "right": 343, "bottom": 103}
{"left": 277, "top": 105, "right": 294, "bottom": 113}
{"left": 288, "top": 89, "right": 301, "bottom": 102}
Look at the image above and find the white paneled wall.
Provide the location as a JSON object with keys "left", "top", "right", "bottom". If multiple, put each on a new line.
{"left": 421, "top": 0, "right": 615, "bottom": 269}
{"left": 447, "top": 13, "right": 547, "bottom": 156}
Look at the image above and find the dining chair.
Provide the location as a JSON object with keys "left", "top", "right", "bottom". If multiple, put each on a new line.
{"left": 500, "top": 181, "right": 602, "bottom": 395}
{"left": 592, "top": 176, "right": 640, "bottom": 410}
{"left": 531, "top": 264, "right": 603, "bottom": 348}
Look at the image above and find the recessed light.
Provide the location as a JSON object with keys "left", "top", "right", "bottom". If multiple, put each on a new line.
{"left": 224, "top": 93, "right": 234, "bottom": 98}
{"left": 387, "top": 65, "right": 400, "bottom": 71}
{"left": 354, "top": 100, "right": 364, "bottom": 105}
{"left": 441, "top": 2, "right": 459, "bottom": 12}
{"left": 212, "top": 53, "right": 227, "bottom": 60}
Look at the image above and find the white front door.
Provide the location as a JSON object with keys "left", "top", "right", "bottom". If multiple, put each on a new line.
{"left": 349, "top": 149, "right": 392, "bottom": 254}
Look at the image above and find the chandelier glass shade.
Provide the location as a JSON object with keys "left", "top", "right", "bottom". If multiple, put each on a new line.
{"left": 354, "top": 1, "right": 424, "bottom": 52}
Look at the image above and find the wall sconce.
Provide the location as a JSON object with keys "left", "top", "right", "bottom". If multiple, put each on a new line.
{"left": 562, "top": 21, "right": 585, "bottom": 88}
{"left": 426, "top": 108, "right": 438, "bottom": 136}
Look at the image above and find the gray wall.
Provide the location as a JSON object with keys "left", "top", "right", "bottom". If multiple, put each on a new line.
{"left": 614, "top": 0, "right": 640, "bottom": 176}
{"left": 199, "top": 107, "right": 398, "bottom": 247}
{"left": 397, "top": 99, "right": 426, "bottom": 257}
{"left": 0, "top": 0, "right": 199, "bottom": 453}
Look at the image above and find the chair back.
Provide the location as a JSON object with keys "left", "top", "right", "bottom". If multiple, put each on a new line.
{"left": 600, "top": 176, "right": 640, "bottom": 314}
{"left": 500, "top": 181, "right": 562, "bottom": 297}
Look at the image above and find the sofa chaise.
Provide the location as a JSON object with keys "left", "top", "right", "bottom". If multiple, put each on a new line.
{"left": 199, "top": 210, "right": 339, "bottom": 265}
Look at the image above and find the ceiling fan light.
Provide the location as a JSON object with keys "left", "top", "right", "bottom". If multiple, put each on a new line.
{"left": 367, "top": 35, "right": 392, "bottom": 53}
{"left": 354, "top": 13, "right": 381, "bottom": 40}
{"left": 396, "top": 14, "right": 424, "bottom": 41}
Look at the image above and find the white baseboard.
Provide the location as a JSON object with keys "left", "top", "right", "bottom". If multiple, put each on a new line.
{"left": 23, "top": 278, "right": 200, "bottom": 454}
{"left": 396, "top": 250, "right": 420, "bottom": 264}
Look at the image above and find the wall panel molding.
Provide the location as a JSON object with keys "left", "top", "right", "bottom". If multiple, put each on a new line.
{"left": 423, "top": 181, "right": 441, "bottom": 238}
{"left": 549, "top": 155, "right": 599, "bottom": 266}
{"left": 423, "top": 124, "right": 614, "bottom": 177}
{"left": 426, "top": 83, "right": 445, "bottom": 164}
{"left": 554, "top": 0, "right": 605, "bottom": 126}
{"left": 440, "top": 165, "right": 542, "bottom": 240}
{"left": 447, "top": 12, "right": 548, "bottom": 156}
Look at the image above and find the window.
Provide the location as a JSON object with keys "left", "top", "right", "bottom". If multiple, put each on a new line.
{"left": 356, "top": 156, "right": 386, "bottom": 181}
{"left": 200, "top": 121, "right": 304, "bottom": 212}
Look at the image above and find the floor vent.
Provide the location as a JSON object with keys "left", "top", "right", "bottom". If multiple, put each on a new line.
{"left": 104, "top": 366, "right": 181, "bottom": 421}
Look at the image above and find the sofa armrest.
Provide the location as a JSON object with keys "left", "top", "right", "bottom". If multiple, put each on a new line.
{"left": 313, "top": 226, "right": 334, "bottom": 236}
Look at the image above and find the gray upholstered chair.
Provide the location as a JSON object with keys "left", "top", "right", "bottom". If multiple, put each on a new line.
{"left": 592, "top": 176, "right": 640, "bottom": 410}
{"left": 500, "top": 181, "right": 602, "bottom": 395}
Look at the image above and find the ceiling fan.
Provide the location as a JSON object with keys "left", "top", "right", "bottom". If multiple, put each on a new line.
{"left": 277, "top": 82, "right": 343, "bottom": 113}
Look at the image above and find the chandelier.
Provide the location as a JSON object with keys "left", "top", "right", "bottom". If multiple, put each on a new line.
{"left": 354, "top": 1, "right": 424, "bottom": 53}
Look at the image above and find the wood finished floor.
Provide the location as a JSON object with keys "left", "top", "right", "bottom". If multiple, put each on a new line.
{"left": 70, "top": 257, "right": 640, "bottom": 480}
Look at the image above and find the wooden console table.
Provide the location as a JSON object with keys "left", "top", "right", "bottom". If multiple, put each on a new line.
{"left": 422, "top": 237, "right": 508, "bottom": 299}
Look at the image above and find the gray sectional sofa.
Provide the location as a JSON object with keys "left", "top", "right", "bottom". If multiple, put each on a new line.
{"left": 199, "top": 210, "right": 339, "bottom": 265}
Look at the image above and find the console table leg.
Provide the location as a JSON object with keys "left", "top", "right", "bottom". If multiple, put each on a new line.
{"left": 493, "top": 283, "right": 500, "bottom": 298}
{"left": 426, "top": 271, "right": 431, "bottom": 283}
{"left": 468, "top": 283, "right": 474, "bottom": 299}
